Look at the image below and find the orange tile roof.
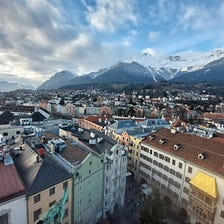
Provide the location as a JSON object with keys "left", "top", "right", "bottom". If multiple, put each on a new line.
{"left": 0, "top": 163, "right": 25, "bottom": 203}
{"left": 203, "top": 113, "right": 224, "bottom": 120}
{"left": 142, "top": 129, "right": 224, "bottom": 176}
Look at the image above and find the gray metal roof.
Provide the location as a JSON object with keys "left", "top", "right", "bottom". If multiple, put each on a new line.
{"left": 140, "top": 119, "right": 170, "bottom": 128}
{"left": 109, "top": 120, "right": 138, "bottom": 131}
{"left": 13, "top": 144, "right": 71, "bottom": 196}
{"left": 69, "top": 127, "right": 117, "bottom": 155}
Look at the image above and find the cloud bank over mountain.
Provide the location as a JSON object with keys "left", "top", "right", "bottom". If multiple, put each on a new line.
{"left": 0, "top": 0, "right": 224, "bottom": 87}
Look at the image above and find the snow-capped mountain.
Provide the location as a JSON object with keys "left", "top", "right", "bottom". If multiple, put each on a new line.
{"left": 37, "top": 47, "right": 224, "bottom": 90}
{"left": 128, "top": 47, "right": 224, "bottom": 80}
{"left": 37, "top": 70, "right": 78, "bottom": 90}
{"left": 172, "top": 56, "right": 224, "bottom": 83}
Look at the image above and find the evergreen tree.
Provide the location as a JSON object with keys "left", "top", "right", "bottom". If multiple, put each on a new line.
{"left": 139, "top": 187, "right": 165, "bottom": 224}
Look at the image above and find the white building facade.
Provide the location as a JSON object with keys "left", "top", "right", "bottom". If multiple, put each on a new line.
{"left": 0, "top": 195, "right": 27, "bottom": 224}
{"left": 103, "top": 143, "right": 127, "bottom": 218}
{"left": 139, "top": 129, "right": 224, "bottom": 224}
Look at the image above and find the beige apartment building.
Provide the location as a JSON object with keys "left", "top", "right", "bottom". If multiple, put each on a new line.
{"left": 13, "top": 140, "right": 72, "bottom": 224}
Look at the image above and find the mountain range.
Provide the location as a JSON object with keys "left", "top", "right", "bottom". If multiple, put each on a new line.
{"left": 37, "top": 47, "right": 224, "bottom": 90}
{"left": 0, "top": 81, "right": 34, "bottom": 92}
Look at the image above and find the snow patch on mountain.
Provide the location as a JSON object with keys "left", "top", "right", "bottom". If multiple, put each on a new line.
{"left": 127, "top": 47, "right": 224, "bottom": 80}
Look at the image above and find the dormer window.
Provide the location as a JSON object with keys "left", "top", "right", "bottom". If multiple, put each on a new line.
{"left": 149, "top": 135, "right": 155, "bottom": 141}
{"left": 159, "top": 139, "right": 166, "bottom": 145}
{"left": 198, "top": 152, "right": 206, "bottom": 160}
{"left": 173, "top": 144, "right": 181, "bottom": 151}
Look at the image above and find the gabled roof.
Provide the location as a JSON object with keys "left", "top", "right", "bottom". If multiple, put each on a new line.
{"left": 80, "top": 129, "right": 116, "bottom": 154}
{"left": 13, "top": 145, "right": 71, "bottom": 196}
{"left": 32, "top": 111, "right": 46, "bottom": 122}
{"left": 44, "top": 132, "right": 89, "bottom": 165}
{"left": 0, "top": 105, "right": 35, "bottom": 113}
{"left": 142, "top": 128, "right": 224, "bottom": 176}
{"left": 0, "top": 110, "right": 14, "bottom": 125}
{"left": 0, "top": 162, "right": 25, "bottom": 203}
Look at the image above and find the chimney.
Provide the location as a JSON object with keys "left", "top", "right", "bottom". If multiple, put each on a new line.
{"left": 3, "top": 146, "right": 10, "bottom": 159}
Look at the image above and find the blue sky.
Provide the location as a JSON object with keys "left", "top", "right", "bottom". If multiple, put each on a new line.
{"left": 0, "top": 0, "right": 223, "bottom": 87}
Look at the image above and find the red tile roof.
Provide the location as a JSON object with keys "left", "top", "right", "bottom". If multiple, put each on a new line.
{"left": 203, "top": 112, "right": 224, "bottom": 120}
{"left": 0, "top": 162, "right": 25, "bottom": 203}
{"left": 86, "top": 116, "right": 108, "bottom": 122}
{"left": 142, "top": 129, "right": 224, "bottom": 176}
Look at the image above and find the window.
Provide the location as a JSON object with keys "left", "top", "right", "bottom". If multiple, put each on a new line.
{"left": 34, "top": 194, "right": 41, "bottom": 203}
{"left": 164, "top": 165, "right": 169, "bottom": 172}
{"left": 89, "top": 169, "right": 91, "bottom": 174}
{"left": 142, "top": 146, "right": 149, "bottom": 153}
{"left": 185, "top": 177, "right": 190, "bottom": 183}
{"left": 165, "top": 156, "right": 170, "bottom": 163}
{"left": 63, "top": 181, "right": 68, "bottom": 189}
{"left": 150, "top": 149, "right": 152, "bottom": 155}
{"left": 159, "top": 154, "right": 164, "bottom": 160}
{"left": 78, "top": 211, "right": 82, "bottom": 220}
{"left": 78, "top": 175, "right": 83, "bottom": 181}
{"left": 183, "top": 187, "right": 189, "bottom": 194}
{"left": 188, "top": 166, "right": 192, "bottom": 174}
{"left": 78, "top": 186, "right": 82, "bottom": 193}
{"left": 78, "top": 198, "right": 82, "bottom": 206}
{"left": 154, "top": 152, "right": 158, "bottom": 157}
{"left": 178, "top": 162, "right": 183, "bottom": 169}
{"left": 49, "top": 201, "right": 56, "bottom": 208}
{"left": 176, "top": 172, "right": 182, "bottom": 179}
{"left": 174, "top": 182, "right": 181, "bottom": 189}
{"left": 221, "top": 210, "right": 224, "bottom": 218}
{"left": 157, "top": 171, "right": 162, "bottom": 177}
{"left": 34, "top": 208, "right": 42, "bottom": 222}
{"left": 3, "top": 132, "right": 8, "bottom": 136}
{"left": 198, "top": 192, "right": 204, "bottom": 201}
{"left": 172, "top": 159, "right": 176, "bottom": 166}
{"left": 168, "top": 178, "right": 174, "bottom": 185}
{"left": 205, "top": 197, "right": 212, "bottom": 206}
{"left": 162, "top": 174, "right": 168, "bottom": 181}
{"left": 63, "top": 208, "right": 68, "bottom": 218}
{"left": 181, "top": 198, "right": 188, "bottom": 206}
{"left": 169, "top": 168, "right": 175, "bottom": 175}
{"left": 0, "top": 213, "right": 8, "bottom": 224}
{"left": 16, "top": 131, "right": 20, "bottom": 135}
{"left": 49, "top": 187, "right": 55, "bottom": 196}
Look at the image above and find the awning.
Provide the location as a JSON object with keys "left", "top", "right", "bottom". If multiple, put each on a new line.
{"left": 189, "top": 172, "right": 218, "bottom": 199}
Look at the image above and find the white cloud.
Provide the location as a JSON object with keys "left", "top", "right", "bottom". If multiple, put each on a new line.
{"left": 148, "top": 31, "right": 160, "bottom": 42}
{"left": 60, "top": 33, "right": 134, "bottom": 74}
{"left": 141, "top": 48, "right": 159, "bottom": 57}
{"left": 83, "top": 0, "right": 138, "bottom": 32}
{"left": 0, "top": 0, "right": 223, "bottom": 88}
{"left": 176, "top": 2, "right": 224, "bottom": 32}
{"left": 0, "top": 0, "right": 136, "bottom": 87}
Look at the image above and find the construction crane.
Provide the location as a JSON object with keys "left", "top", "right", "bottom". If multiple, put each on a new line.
{"left": 35, "top": 187, "right": 68, "bottom": 224}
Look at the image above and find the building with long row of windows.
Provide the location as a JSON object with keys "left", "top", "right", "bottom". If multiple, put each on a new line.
{"left": 139, "top": 128, "right": 224, "bottom": 224}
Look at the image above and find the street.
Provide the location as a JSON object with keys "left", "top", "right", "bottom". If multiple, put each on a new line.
{"left": 107, "top": 176, "right": 185, "bottom": 224}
